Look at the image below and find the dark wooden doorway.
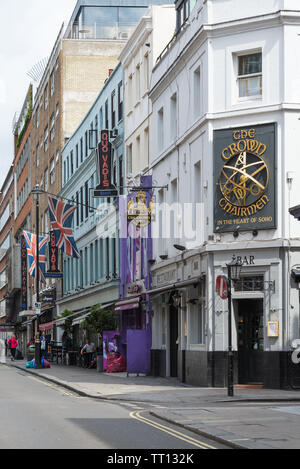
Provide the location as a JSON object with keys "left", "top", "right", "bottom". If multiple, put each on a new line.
{"left": 169, "top": 303, "right": 179, "bottom": 377}
{"left": 238, "top": 299, "right": 264, "bottom": 384}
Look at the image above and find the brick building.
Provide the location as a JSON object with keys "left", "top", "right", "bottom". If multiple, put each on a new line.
{"left": 0, "top": 167, "right": 15, "bottom": 330}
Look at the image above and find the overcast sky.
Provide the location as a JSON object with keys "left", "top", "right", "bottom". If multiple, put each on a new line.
{"left": 0, "top": 0, "right": 76, "bottom": 188}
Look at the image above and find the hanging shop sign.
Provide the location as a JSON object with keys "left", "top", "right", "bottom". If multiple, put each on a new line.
{"left": 47, "top": 231, "right": 60, "bottom": 274}
{"left": 127, "top": 191, "right": 154, "bottom": 227}
{"left": 94, "top": 129, "right": 117, "bottom": 197}
{"left": 213, "top": 124, "right": 276, "bottom": 232}
{"left": 21, "top": 235, "right": 27, "bottom": 310}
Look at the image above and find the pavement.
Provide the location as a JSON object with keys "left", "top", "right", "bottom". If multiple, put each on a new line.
{"left": 5, "top": 358, "right": 300, "bottom": 449}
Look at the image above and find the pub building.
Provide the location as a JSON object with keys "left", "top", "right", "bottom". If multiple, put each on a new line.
{"left": 149, "top": 122, "right": 300, "bottom": 388}
{"left": 149, "top": 0, "right": 300, "bottom": 388}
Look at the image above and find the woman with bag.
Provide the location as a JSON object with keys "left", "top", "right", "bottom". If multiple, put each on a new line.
{"left": 8, "top": 335, "right": 18, "bottom": 361}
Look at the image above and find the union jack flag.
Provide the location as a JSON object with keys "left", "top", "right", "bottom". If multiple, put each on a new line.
{"left": 23, "top": 231, "right": 48, "bottom": 284}
{"left": 48, "top": 197, "right": 80, "bottom": 259}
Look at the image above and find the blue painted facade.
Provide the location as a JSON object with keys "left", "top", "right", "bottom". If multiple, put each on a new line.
{"left": 58, "top": 62, "right": 124, "bottom": 314}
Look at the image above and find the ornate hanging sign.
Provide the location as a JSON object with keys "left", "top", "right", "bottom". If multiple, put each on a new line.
{"left": 214, "top": 124, "right": 276, "bottom": 232}
{"left": 127, "top": 191, "right": 154, "bottom": 227}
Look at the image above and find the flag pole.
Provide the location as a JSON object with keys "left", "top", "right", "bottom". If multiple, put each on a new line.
{"left": 32, "top": 184, "right": 42, "bottom": 369}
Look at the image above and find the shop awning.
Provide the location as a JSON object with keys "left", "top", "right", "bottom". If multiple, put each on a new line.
{"left": 147, "top": 276, "right": 203, "bottom": 297}
{"left": 39, "top": 321, "right": 55, "bottom": 332}
{"left": 115, "top": 297, "right": 140, "bottom": 311}
{"left": 19, "top": 310, "right": 35, "bottom": 317}
{"left": 72, "top": 312, "right": 90, "bottom": 326}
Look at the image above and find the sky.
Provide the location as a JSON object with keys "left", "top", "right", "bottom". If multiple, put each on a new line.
{"left": 0, "top": 0, "right": 77, "bottom": 188}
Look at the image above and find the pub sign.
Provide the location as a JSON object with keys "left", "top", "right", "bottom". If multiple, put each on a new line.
{"left": 21, "top": 235, "right": 27, "bottom": 310}
{"left": 95, "top": 129, "right": 117, "bottom": 197}
{"left": 213, "top": 123, "right": 276, "bottom": 232}
{"left": 47, "top": 230, "right": 60, "bottom": 274}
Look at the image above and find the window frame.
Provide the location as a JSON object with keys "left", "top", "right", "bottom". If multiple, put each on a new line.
{"left": 236, "top": 51, "right": 262, "bottom": 100}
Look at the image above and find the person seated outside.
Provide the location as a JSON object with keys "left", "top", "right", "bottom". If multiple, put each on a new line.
{"left": 80, "top": 338, "right": 95, "bottom": 368}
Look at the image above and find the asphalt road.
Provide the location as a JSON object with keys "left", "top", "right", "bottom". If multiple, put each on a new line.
{"left": 0, "top": 364, "right": 229, "bottom": 450}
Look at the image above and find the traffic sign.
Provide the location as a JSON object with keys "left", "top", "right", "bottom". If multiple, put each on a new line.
{"left": 216, "top": 275, "right": 229, "bottom": 300}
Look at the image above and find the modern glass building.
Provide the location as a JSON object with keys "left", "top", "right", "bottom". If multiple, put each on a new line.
{"left": 65, "top": 0, "right": 174, "bottom": 41}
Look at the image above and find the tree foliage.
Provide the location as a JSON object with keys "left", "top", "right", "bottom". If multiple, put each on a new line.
{"left": 81, "top": 304, "right": 118, "bottom": 337}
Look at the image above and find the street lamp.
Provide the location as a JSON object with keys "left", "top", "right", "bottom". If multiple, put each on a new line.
{"left": 32, "top": 184, "right": 44, "bottom": 369}
{"left": 226, "top": 255, "right": 243, "bottom": 397}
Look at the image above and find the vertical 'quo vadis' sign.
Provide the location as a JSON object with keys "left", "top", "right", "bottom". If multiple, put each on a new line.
{"left": 21, "top": 235, "right": 27, "bottom": 310}
{"left": 213, "top": 123, "right": 276, "bottom": 233}
{"left": 97, "top": 129, "right": 112, "bottom": 190}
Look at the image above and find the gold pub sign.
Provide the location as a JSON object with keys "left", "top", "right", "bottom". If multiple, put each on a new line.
{"left": 214, "top": 124, "right": 276, "bottom": 232}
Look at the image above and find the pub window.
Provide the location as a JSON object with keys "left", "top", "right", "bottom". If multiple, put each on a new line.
{"left": 85, "top": 131, "right": 88, "bottom": 157}
{"left": 189, "top": 302, "right": 205, "bottom": 345}
{"left": 75, "top": 144, "right": 79, "bottom": 168}
{"left": 76, "top": 192, "right": 79, "bottom": 226}
{"left": 80, "top": 187, "right": 83, "bottom": 223}
{"left": 44, "top": 83, "right": 49, "bottom": 109}
{"left": 85, "top": 181, "right": 89, "bottom": 218}
{"left": 119, "top": 155, "right": 123, "bottom": 195}
{"left": 111, "top": 90, "right": 116, "bottom": 129}
{"left": 70, "top": 150, "right": 74, "bottom": 175}
{"left": 44, "top": 126, "right": 48, "bottom": 152}
{"left": 157, "top": 107, "right": 164, "bottom": 152}
{"left": 118, "top": 81, "right": 123, "bottom": 122}
{"left": 80, "top": 137, "right": 83, "bottom": 163}
{"left": 105, "top": 99, "right": 109, "bottom": 129}
{"left": 50, "top": 71, "right": 55, "bottom": 97}
{"left": 126, "top": 144, "right": 132, "bottom": 175}
{"left": 50, "top": 158, "right": 55, "bottom": 185}
{"left": 50, "top": 113, "right": 55, "bottom": 141}
{"left": 237, "top": 52, "right": 262, "bottom": 98}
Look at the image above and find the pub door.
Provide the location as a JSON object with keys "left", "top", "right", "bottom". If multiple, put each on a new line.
{"left": 169, "top": 304, "right": 179, "bottom": 378}
{"left": 238, "top": 299, "right": 264, "bottom": 384}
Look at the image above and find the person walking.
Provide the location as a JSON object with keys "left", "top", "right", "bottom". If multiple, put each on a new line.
{"left": 40, "top": 332, "right": 48, "bottom": 360}
{"left": 8, "top": 335, "right": 18, "bottom": 361}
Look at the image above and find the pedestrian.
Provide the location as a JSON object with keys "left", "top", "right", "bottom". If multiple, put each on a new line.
{"left": 40, "top": 332, "right": 48, "bottom": 360}
{"left": 8, "top": 335, "right": 18, "bottom": 361}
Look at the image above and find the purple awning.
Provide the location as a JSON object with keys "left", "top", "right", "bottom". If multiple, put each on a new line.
{"left": 115, "top": 297, "right": 140, "bottom": 311}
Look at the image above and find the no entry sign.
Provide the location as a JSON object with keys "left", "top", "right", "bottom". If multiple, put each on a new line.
{"left": 216, "top": 275, "right": 229, "bottom": 300}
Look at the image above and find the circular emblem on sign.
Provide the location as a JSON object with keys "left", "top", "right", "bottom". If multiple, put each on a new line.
{"left": 219, "top": 151, "right": 269, "bottom": 207}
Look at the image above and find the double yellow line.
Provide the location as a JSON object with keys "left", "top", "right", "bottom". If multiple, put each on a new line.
{"left": 130, "top": 411, "right": 216, "bottom": 449}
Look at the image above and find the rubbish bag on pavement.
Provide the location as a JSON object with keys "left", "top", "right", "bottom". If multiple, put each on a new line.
{"left": 25, "top": 358, "right": 51, "bottom": 369}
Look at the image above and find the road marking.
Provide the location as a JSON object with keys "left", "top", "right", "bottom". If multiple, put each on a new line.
{"left": 130, "top": 411, "right": 217, "bottom": 449}
{"left": 26, "top": 375, "right": 79, "bottom": 397}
